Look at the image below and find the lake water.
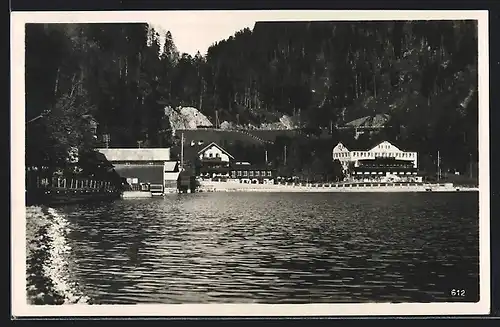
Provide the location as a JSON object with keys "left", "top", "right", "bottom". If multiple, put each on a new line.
{"left": 41, "top": 192, "right": 480, "bottom": 304}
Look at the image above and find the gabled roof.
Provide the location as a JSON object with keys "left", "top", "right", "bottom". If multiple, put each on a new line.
{"left": 197, "top": 142, "right": 235, "bottom": 159}
{"left": 333, "top": 142, "right": 350, "bottom": 152}
{"left": 334, "top": 140, "right": 411, "bottom": 152}
{"left": 98, "top": 148, "right": 171, "bottom": 162}
{"left": 367, "top": 140, "right": 403, "bottom": 152}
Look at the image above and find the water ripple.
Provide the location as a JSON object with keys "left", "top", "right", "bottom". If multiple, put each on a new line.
{"left": 48, "top": 192, "right": 479, "bottom": 304}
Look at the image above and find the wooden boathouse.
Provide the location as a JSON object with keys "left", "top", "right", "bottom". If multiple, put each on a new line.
{"left": 98, "top": 147, "right": 180, "bottom": 196}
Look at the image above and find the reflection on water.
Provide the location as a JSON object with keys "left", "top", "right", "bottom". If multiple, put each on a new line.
{"left": 54, "top": 192, "right": 478, "bottom": 304}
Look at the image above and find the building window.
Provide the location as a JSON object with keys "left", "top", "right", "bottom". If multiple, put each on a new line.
{"left": 209, "top": 153, "right": 213, "bottom": 158}
{"left": 261, "top": 171, "right": 266, "bottom": 176}
{"left": 249, "top": 171, "right": 254, "bottom": 177}
{"left": 243, "top": 171, "right": 248, "bottom": 177}
{"left": 231, "top": 171, "right": 236, "bottom": 178}
{"left": 237, "top": 171, "right": 242, "bottom": 177}
{"left": 254, "top": 171, "right": 258, "bottom": 177}
{"left": 267, "top": 171, "right": 272, "bottom": 177}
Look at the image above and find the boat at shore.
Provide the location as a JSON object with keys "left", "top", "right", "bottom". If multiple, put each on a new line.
{"left": 195, "top": 180, "right": 479, "bottom": 193}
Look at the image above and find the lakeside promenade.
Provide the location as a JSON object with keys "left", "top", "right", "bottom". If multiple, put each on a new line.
{"left": 195, "top": 181, "right": 479, "bottom": 193}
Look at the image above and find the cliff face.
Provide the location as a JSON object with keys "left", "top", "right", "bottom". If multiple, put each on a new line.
{"left": 165, "top": 106, "right": 213, "bottom": 130}
{"left": 165, "top": 105, "right": 297, "bottom": 131}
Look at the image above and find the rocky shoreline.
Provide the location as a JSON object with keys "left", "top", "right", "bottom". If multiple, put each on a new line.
{"left": 26, "top": 206, "right": 90, "bottom": 305}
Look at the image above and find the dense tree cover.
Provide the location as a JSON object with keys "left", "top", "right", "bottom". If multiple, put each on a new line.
{"left": 201, "top": 21, "right": 478, "bottom": 175}
{"left": 25, "top": 21, "right": 478, "bottom": 180}
{"left": 25, "top": 23, "right": 175, "bottom": 178}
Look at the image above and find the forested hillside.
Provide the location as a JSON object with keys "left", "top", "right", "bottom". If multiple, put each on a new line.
{"left": 25, "top": 20, "right": 478, "bottom": 179}
{"left": 202, "top": 21, "right": 478, "bottom": 173}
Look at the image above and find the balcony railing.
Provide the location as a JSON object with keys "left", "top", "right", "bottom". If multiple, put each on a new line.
{"left": 201, "top": 157, "right": 225, "bottom": 162}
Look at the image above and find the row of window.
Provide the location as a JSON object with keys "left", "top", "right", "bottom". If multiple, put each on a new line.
{"left": 377, "top": 144, "right": 391, "bottom": 149}
{"left": 204, "top": 153, "right": 221, "bottom": 158}
{"left": 231, "top": 170, "right": 273, "bottom": 177}
{"left": 333, "top": 152, "right": 416, "bottom": 159}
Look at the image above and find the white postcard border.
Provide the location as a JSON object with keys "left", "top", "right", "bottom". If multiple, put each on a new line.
{"left": 11, "top": 10, "right": 490, "bottom": 317}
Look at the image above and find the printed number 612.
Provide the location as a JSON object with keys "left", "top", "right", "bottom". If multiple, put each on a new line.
{"left": 451, "top": 289, "right": 466, "bottom": 297}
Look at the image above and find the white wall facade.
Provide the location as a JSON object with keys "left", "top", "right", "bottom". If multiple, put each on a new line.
{"left": 332, "top": 141, "right": 418, "bottom": 170}
{"left": 199, "top": 144, "right": 230, "bottom": 162}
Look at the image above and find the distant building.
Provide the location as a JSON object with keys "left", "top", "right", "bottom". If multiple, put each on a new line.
{"left": 230, "top": 162, "right": 276, "bottom": 184}
{"left": 193, "top": 142, "right": 277, "bottom": 184}
{"left": 332, "top": 141, "right": 421, "bottom": 182}
{"left": 196, "top": 142, "right": 234, "bottom": 179}
{"left": 98, "top": 148, "right": 180, "bottom": 193}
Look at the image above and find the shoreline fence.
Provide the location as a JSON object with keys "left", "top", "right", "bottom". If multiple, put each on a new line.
{"left": 26, "top": 172, "right": 119, "bottom": 193}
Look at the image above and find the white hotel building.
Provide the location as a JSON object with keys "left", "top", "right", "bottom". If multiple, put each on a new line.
{"left": 332, "top": 141, "right": 421, "bottom": 182}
